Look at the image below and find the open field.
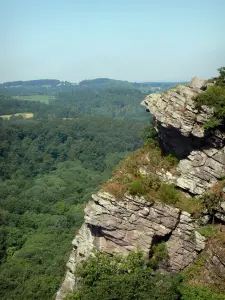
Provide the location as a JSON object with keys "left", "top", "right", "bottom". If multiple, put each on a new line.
{"left": 0, "top": 113, "right": 34, "bottom": 119}
{"left": 13, "top": 95, "right": 56, "bottom": 103}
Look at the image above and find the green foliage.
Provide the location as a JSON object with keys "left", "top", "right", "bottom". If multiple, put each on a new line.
{"left": 0, "top": 116, "right": 143, "bottom": 300}
{"left": 67, "top": 250, "right": 225, "bottom": 300}
{"left": 182, "top": 252, "right": 209, "bottom": 282}
{"left": 179, "top": 284, "right": 225, "bottom": 300}
{"left": 129, "top": 180, "right": 146, "bottom": 195}
{"left": 141, "top": 124, "right": 158, "bottom": 141}
{"left": 176, "top": 196, "right": 204, "bottom": 217}
{"left": 159, "top": 184, "right": 180, "bottom": 204}
{"left": 201, "top": 183, "right": 224, "bottom": 214}
{"left": 215, "top": 67, "right": 225, "bottom": 86}
{"left": 195, "top": 85, "right": 225, "bottom": 130}
{"left": 67, "top": 252, "right": 183, "bottom": 300}
{"left": 152, "top": 242, "right": 168, "bottom": 262}
{"left": 164, "top": 153, "right": 179, "bottom": 168}
{"left": 198, "top": 225, "right": 216, "bottom": 238}
{"left": 142, "top": 174, "right": 161, "bottom": 191}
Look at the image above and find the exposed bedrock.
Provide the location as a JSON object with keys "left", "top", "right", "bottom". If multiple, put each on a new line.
{"left": 56, "top": 191, "right": 206, "bottom": 299}
{"left": 141, "top": 77, "right": 225, "bottom": 196}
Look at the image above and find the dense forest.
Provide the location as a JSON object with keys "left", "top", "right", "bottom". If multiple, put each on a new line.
{"left": 0, "top": 82, "right": 154, "bottom": 300}
{"left": 0, "top": 89, "right": 149, "bottom": 121}
{"left": 0, "top": 115, "right": 145, "bottom": 300}
{"left": 0, "top": 79, "right": 195, "bottom": 300}
{"left": 65, "top": 252, "right": 225, "bottom": 300}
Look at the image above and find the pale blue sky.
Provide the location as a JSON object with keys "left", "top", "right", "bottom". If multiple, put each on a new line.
{"left": 0, "top": 0, "right": 225, "bottom": 82}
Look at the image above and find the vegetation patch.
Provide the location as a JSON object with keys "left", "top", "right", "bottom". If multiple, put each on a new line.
{"left": 201, "top": 181, "right": 225, "bottom": 214}
{"left": 0, "top": 116, "right": 143, "bottom": 300}
{"left": 102, "top": 139, "right": 204, "bottom": 215}
{"left": 195, "top": 67, "right": 225, "bottom": 131}
{"left": 198, "top": 225, "right": 216, "bottom": 239}
{"left": 65, "top": 251, "right": 183, "bottom": 300}
{"left": 13, "top": 95, "right": 55, "bottom": 104}
{"left": 183, "top": 224, "right": 225, "bottom": 294}
{"left": 65, "top": 250, "right": 225, "bottom": 300}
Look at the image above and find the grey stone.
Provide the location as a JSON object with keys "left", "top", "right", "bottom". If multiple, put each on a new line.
{"left": 189, "top": 77, "right": 207, "bottom": 89}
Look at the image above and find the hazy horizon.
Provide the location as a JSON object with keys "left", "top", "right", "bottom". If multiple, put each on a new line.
{"left": 1, "top": 0, "right": 225, "bottom": 82}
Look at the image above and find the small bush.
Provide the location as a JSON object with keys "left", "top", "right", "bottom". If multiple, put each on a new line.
{"left": 142, "top": 174, "right": 161, "bottom": 191}
{"left": 195, "top": 85, "right": 225, "bottom": 130}
{"left": 202, "top": 182, "right": 224, "bottom": 213}
{"left": 164, "top": 153, "right": 179, "bottom": 168}
{"left": 159, "top": 184, "right": 180, "bottom": 204}
{"left": 179, "top": 284, "right": 225, "bottom": 300}
{"left": 198, "top": 225, "right": 216, "bottom": 239}
{"left": 129, "top": 180, "right": 146, "bottom": 196}
{"left": 152, "top": 242, "right": 168, "bottom": 262}
{"left": 177, "top": 196, "right": 204, "bottom": 216}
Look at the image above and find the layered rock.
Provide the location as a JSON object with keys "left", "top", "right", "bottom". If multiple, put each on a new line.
{"left": 56, "top": 191, "right": 206, "bottom": 299}
{"left": 141, "top": 78, "right": 225, "bottom": 196}
{"left": 142, "top": 77, "right": 212, "bottom": 140}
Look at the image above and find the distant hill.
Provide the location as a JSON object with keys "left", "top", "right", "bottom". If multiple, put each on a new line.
{"left": 0, "top": 78, "right": 187, "bottom": 95}
{"left": 0, "top": 79, "right": 61, "bottom": 88}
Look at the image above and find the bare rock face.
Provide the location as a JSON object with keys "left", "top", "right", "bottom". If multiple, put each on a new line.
{"left": 55, "top": 224, "right": 95, "bottom": 300}
{"left": 141, "top": 79, "right": 212, "bottom": 139}
{"left": 56, "top": 191, "right": 206, "bottom": 299}
{"left": 176, "top": 147, "right": 225, "bottom": 195}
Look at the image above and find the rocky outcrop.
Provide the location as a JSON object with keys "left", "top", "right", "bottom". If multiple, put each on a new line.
{"left": 205, "top": 243, "right": 225, "bottom": 286}
{"left": 141, "top": 78, "right": 225, "bottom": 196}
{"left": 56, "top": 223, "right": 95, "bottom": 300}
{"left": 176, "top": 148, "right": 225, "bottom": 195}
{"left": 57, "top": 78, "right": 225, "bottom": 299}
{"left": 56, "top": 191, "right": 206, "bottom": 299}
{"left": 142, "top": 79, "right": 211, "bottom": 140}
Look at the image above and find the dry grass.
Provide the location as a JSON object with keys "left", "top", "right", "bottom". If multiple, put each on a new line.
{"left": 101, "top": 182, "right": 126, "bottom": 200}
{"left": 176, "top": 195, "right": 205, "bottom": 217}
{"left": 102, "top": 141, "right": 181, "bottom": 205}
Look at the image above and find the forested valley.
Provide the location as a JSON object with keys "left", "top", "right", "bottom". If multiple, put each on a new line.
{"left": 0, "top": 81, "right": 156, "bottom": 300}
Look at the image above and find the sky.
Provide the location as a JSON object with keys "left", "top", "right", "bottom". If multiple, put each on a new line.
{"left": 0, "top": 0, "right": 225, "bottom": 82}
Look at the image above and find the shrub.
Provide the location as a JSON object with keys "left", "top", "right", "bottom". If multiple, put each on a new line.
{"left": 215, "top": 66, "right": 225, "bottom": 86}
{"left": 129, "top": 180, "right": 146, "bottom": 196}
{"left": 179, "top": 284, "right": 225, "bottom": 300}
{"left": 67, "top": 251, "right": 183, "bottom": 300}
{"left": 159, "top": 184, "right": 180, "bottom": 204}
{"left": 177, "top": 196, "right": 204, "bottom": 216}
{"left": 198, "top": 225, "right": 216, "bottom": 239}
{"left": 141, "top": 124, "right": 158, "bottom": 141}
{"left": 142, "top": 174, "right": 161, "bottom": 191}
{"left": 152, "top": 242, "right": 168, "bottom": 262}
{"left": 202, "top": 182, "right": 224, "bottom": 214}
{"left": 195, "top": 85, "right": 225, "bottom": 130}
{"left": 164, "top": 153, "right": 179, "bottom": 168}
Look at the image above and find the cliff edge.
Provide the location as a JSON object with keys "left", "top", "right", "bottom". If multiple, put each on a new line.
{"left": 56, "top": 78, "right": 225, "bottom": 300}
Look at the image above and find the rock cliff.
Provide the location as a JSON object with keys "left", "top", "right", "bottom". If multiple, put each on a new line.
{"left": 56, "top": 78, "right": 225, "bottom": 300}
{"left": 56, "top": 191, "right": 206, "bottom": 299}
{"left": 142, "top": 77, "right": 225, "bottom": 196}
